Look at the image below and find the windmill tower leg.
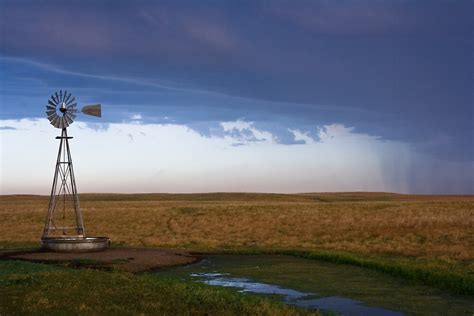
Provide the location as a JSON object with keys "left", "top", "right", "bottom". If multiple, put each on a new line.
{"left": 65, "top": 131, "right": 85, "bottom": 236}
{"left": 42, "top": 128, "right": 85, "bottom": 238}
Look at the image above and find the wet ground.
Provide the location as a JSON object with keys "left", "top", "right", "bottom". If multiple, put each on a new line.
{"left": 154, "top": 255, "right": 474, "bottom": 316}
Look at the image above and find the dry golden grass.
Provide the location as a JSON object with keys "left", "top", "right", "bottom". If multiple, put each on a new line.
{"left": 1, "top": 193, "right": 473, "bottom": 272}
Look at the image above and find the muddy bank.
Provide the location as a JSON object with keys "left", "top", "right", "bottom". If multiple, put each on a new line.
{"left": 0, "top": 248, "right": 199, "bottom": 272}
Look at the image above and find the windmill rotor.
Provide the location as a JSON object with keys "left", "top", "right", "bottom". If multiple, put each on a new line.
{"left": 45, "top": 90, "right": 101, "bottom": 129}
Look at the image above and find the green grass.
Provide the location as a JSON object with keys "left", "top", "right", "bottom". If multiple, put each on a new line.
{"left": 195, "top": 247, "right": 474, "bottom": 296}
{"left": 0, "top": 260, "right": 57, "bottom": 276}
{"left": 0, "top": 260, "right": 317, "bottom": 315}
{"left": 287, "top": 250, "right": 474, "bottom": 296}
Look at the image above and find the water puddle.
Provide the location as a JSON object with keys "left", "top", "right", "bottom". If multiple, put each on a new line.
{"left": 191, "top": 272, "right": 403, "bottom": 315}
{"left": 154, "top": 255, "right": 474, "bottom": 316}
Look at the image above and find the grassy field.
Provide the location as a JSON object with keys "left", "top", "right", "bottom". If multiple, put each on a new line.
{"left": 1, "top": 192, "right": 473, "bottom": 294}
{"left": 0, "top": 260, "right": 316, "bottom": 315}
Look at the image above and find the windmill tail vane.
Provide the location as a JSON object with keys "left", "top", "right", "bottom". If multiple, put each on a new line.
{"left": 81, "top": 104, "right": 102, "bottom": 117}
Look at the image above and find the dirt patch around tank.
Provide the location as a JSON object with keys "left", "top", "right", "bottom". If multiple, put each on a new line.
{"left": 0, "top": 248, "right": 200, "bottom": 273}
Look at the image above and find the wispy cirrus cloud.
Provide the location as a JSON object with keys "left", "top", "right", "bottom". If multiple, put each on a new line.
{"left": 269, "top": 2, "right": 415, "bottom": 35}
{"left": 138, "top": 7, "right": 243, "bottom": 52}
{"left": 268, "top": 1, "right": 472, "bottom": 35}
{"left": 0, "top": 2, "right": 246, "bottom": 61}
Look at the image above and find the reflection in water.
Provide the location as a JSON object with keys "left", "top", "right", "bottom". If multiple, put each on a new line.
{"left": 191, "top": 272, "right": 404, "bottom": 316}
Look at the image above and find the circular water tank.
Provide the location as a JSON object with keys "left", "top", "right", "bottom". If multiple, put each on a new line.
{"left": 40, "top": 236, "right": 110, "bottom": 252}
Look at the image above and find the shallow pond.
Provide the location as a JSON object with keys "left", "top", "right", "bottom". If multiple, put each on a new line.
{"left": 154, "top": 255, "right": 473, "bottom": 315}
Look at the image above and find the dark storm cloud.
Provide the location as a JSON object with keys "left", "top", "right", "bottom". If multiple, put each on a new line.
{"left": 0, "top": 0, "right": 472, "bottom": 162}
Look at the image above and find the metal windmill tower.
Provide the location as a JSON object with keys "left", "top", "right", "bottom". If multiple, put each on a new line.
{"left": 42, "top": 90, "right": 109, "bottom": 252}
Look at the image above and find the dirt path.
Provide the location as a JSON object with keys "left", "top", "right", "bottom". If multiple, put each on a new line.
{"left": 0, "top": 248, "right": 199, "bottom": 272}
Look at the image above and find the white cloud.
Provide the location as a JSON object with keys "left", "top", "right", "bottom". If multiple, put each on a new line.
{"left": 131, "top": 113, "right": 142, "bottom": 120}
{"left": 220, "top": 119, "right": 253, "bottom": 131}
{"left": 0, "top": 118, "right": 472, "bottom": 194}
{"left": 289, "top": 129, "right": 315, "bottom": 144}
{"left": 317, "top": 124, "right": 378, "bottom": 142}
{"left": 220, "top": 119, "right": 274, "bottom": 144}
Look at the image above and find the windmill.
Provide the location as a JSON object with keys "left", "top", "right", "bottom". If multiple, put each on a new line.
{"left": 42, "top": 90, "right": 109, "bottom": 252}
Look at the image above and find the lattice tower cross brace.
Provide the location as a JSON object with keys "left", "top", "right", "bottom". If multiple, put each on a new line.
{"left": 42, "top": 128, "right": 85, "bottom": 237}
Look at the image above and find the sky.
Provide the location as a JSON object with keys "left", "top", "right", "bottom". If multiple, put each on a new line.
{"left": 0, "top": 0, "right": 473, "bottom": 194}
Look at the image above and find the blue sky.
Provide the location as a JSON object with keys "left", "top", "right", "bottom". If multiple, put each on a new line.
{"left": 0, "top": 0, "right": 473, "bottom": 194}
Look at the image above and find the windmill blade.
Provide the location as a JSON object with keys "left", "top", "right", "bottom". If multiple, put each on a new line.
{"left": 46, "top": 105, "right": 56, "bottom": 111}
{"left": 64, "top": 91, "right": 72, "bottom": 104}
{"left": 57, "top": 117, "right": 64, "bottom": 129}
{"left": 56, "top": 116, "right": 65, "bottom": 129}
{"left": 54, "top": 92, "right": 60, "bottom": 103}
{"left": 59, "top": 90, "right": 63, "bottom": 102}
{"left": 64, "top": 113, "right": 74, "bottom": 125}
{"left": 62, "top": 117, "right": 70, "bottom": 128}
{"left": 48, "top": 116, "right": 55, "bottom": 125}
{"left": 48, "top": 100, "right": 56, "bottom": 107}
{"left": 51, "top": 115, "right": 59, "bottom": 126}
{"left": 51, "top": 94, "right": 58, "bottom": 104}
{"left": 46, "top": 110, "right": 56, "bottom": 117}
{"left": 50, "top": 115, "right": 58, "bottom": 125}
{"left": 66, "top": 97, "right": 75, "bottom": 106}
{"left": 47, "top": 115, "right": 57, "bottom": 123}
{"left": 82, "top": 104, "right": 101, "bottom": 117}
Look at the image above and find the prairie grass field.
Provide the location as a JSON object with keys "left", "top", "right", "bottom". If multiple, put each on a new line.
{"left": 1, "top": 192, "right": 473, "bottom": 294}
